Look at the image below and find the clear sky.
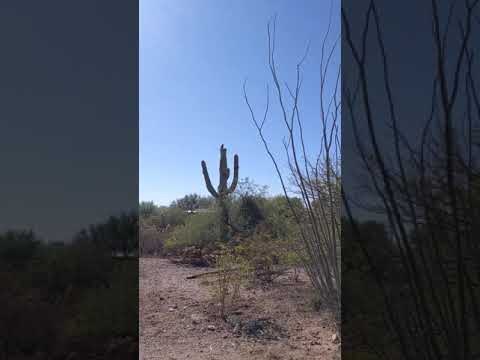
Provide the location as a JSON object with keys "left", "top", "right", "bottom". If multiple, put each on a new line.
{"left": 140, "top": 0, "right": 340, "bottom": 206}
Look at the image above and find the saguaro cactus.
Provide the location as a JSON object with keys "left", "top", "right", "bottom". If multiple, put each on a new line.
{"left": 201, "top": 144, "right": 239, "bottom": 241}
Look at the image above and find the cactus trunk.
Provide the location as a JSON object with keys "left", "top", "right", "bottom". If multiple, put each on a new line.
{"left": 218, "top": 198, "right": 230, "bottom": 242}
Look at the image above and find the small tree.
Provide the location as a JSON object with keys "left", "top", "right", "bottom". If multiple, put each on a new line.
{"left": 173, "top": 193, "right": 201, "bottom": 213}
{"left": 139, "top": 201, "right": 157, "bottom": 219}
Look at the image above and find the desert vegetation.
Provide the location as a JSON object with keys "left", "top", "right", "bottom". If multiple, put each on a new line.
{"left": 341, "top": 1, "right": 480, "bottom": 358}
{"left": 0, "top": 213, "right": 138, "bottom": 360}
{"left": 140, "top": 176, "right": 304, "bottom": 278}
{"left": 140, "top": 165, "right": 340, "bottom": 359}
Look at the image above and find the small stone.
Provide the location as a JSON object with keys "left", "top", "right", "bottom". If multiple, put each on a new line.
{"left": 191, "top": 314, "right": 202, "bottom": 324}
{"left": 207, "top": 325, "right": 216, "bottom": 331}
{"left": 331, "top": 333, "right": 340, "bottom": 343}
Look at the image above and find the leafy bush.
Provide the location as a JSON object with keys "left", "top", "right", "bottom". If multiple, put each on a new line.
{"left": 279, "top": 250, "right": 302, "bottom": 282}
{"left": 235, "top": 195, "right": 265, "bottom": 233}
{"left": 230, "top": 195, "right": 302, "bottom": 283}
{"left": 139, "top": 201, "right": 158, "bottom": 218}
{"left": 0, "top": 226, "right": 137, "bottom": 358}
{"left": 22, "top": 241, "right": 114, "bottom": 304}
{"left": 263, "top": 196, "right": 302, "bottom": 240}
{"left": 143, "top": 187, "right": 305, "bottom": 280}
{"left": 233, "top": 225, "right": 288, "bottom": 283}
{"left": 164, "top": 213, "right": 218, "bottom": 253}
{"left": 170, "top": 193, "right": 199, "bottom": 212}
{"left": 170, "top": 194, "right": 214, "bottom": 211}
{"left": 151, "top": 207, "right": 187, "bottom": 229}
{"left": 139, "top": 198, "right": 216, "bottom": 256}
{"left": 139, "top": 219, "right": 165, "bottom": 256}
{"left": 211, "top": 249, "right": 251, "bottom": 318}
{"left": 74, "top": 211, "right": 138, "bottom": 256}
{"left": 66, "top": 260, "right": 138, "bottom": 339}
{"left": 0, "top": 230, "right": 41, "bottom": 268}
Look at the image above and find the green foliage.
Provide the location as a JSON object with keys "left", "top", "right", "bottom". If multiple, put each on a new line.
{"left": 150, "top": 206, "right": 187, "bottom": 228}
{"left": 236, "top": 195, "right": 265, "bottom": 233}
{"left": 66, "top": 260, "right": 138, "bottom": 339}
{"left": 74, "top": 211, "right": 138, "bottom": 256}
{"left": 0, "top": 230, "right": 41, "bottom": 268}
{"left": 263, "top": 195, "right": 302, "bottom": 240}
{"left": 165, "top": 213, "right": 218, "bottom": 253}
{"left": 139, "top": 218, "right": 165, "bottom": 256}
{"left": 36, "top": 241, "right": 114, "bottom": 299}
{"left": 142, "top": 181, "right": 304, "bottom": 277}
{"left": 235, "top": 227, "right": 285, "bottom": 283}
{"left": 0, "top": 223, "right": 137, "bottom": 358}
{"left": 139, "top": 205, "right": 190, "bottom": 256}
{"left": 279, "top": 249, "right": 302, "bottom": 268}
{"left": 230, "top": 178, "right": 268, "bottom": 233}
{"left": 197, "top": 196, "right": 215, "bottom": 209}
{"left": 170, "top": 194, "right": 215, "bottom": 211}
{"left": 228, "top": 194, "right": 304, "bottom": 283}
{"left": 171, "top": 193, "right": 200, "bottom": 212}
{"left": 211, "top": 249, "right": 252, "bottom": 318}
{"left": 139, "top": 201, "right": 157, "bottom": 218}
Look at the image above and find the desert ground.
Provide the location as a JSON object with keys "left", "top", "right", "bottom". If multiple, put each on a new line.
{"left": 140, "top": 258, "right": 340, "bottom": 360}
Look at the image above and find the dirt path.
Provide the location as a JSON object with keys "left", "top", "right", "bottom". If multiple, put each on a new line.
{"left": 140, "top": 258, "right": 340, "bottom": 360}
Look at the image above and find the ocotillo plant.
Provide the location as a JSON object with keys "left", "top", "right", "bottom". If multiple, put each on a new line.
{"left": 201, "top": 144, "right": 239, "bottom": 242}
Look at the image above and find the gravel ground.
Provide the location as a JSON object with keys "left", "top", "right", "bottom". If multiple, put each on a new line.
{"left": 140, "top": 257, "right": 340, "bottom": 360}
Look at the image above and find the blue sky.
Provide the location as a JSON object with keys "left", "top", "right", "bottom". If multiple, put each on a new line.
{"left": 140, "top": 0, "right": 340, "bottom": 206}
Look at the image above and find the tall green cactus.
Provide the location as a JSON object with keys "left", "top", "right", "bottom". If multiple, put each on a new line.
{"left": 201, "top": 144, "right": 239, "bottom": 241}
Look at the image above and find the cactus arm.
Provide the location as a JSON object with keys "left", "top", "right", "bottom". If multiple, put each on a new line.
{"left": 201, "top": 160, "right": 219, "bottom": 198}
{"left": 228, "top": 154, "right": 239, "bottom": 193}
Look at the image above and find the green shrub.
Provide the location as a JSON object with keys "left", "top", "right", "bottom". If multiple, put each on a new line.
{"left": 33, "top": 242, "right": 114, "bottom": 300}
{"left": 73, "top": 212, "right": 138, "bottom": 256}
{"left": 236, "top": 195, "right": 265, "bottom": 233}
{"left": 139, "top": 201, "right": 157, "bottom": 219}
{"left": 233, "top": 226, "right": 286, "bottom": 283}
{"left": 0, "top": 226, "right": 136, "bottom": 358}
{"left": 66, "top": 260, "right": 138, "bottom": 339}
{"left": 263, "top": 196, "right": 301, "bottom": 241}
{"left": 211, "top": 249, "right": 252, "bottom": 318}
{"left": 170, "top": 194, "right": 215, "bottom": 211}
{"left": 164, "top": 213, "right": 218, "bottom": 253}
{"left": 154, "top": 207, "right": 187, "bottom": 228}
{"left": 139, "top": 219, "right": 165, "bottom": 256}
{"left": 0, "top": 230, "right": 41, "bottom": 268}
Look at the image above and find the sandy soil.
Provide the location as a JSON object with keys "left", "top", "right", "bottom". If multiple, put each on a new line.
{"left": 140, "top": 258, "right": 340, "bottom": 360}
